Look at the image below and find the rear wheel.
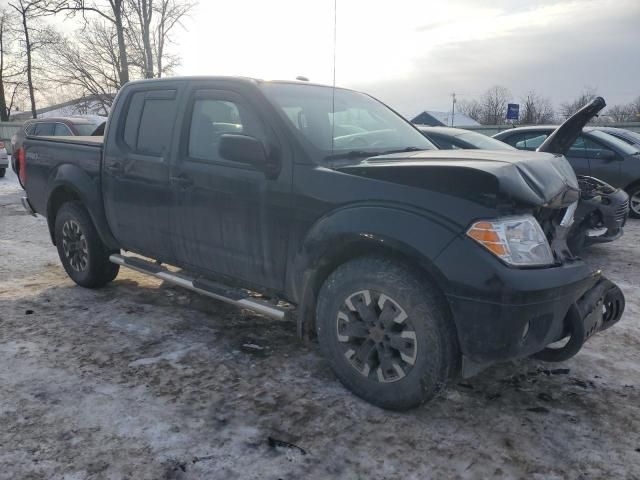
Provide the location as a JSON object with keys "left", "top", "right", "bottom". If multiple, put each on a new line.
{"left": 54, "top": 202, "right": 119, "bottom": 288}
{"left": 627, "top": 184, "right": 640, "bottom": 219}
{"left": 0, "top": 167, "right": 5, "bottom": 178}
{"left": 316, "top": 256, "right": 458, "bottom": 410}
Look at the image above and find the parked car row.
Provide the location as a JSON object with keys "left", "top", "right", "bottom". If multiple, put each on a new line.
{"left": 494, "top": 126, "right": 640, "bottom": 217}
{"left": 9, "top": 116, "right": 106, "bottom": 184}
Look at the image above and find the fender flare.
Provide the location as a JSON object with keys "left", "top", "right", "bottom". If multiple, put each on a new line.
{"left": 46, "top": 163, "right": 119, "bottom": 249}
{"left": 288, "top": 204, "right": 460, "bottom": 337}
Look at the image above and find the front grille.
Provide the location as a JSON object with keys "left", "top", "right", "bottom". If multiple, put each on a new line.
{"left": 616, "top": 197, "right": 629, "bottom": 225}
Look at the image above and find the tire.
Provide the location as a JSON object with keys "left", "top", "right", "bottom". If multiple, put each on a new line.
{"left": 0, "top": 168, "right": 5, "bottom": 178}
{"left": 627, "top": 184, "right": 640, "bottom": 219}
{"left": 316, "top": 256, "right": 458, "bottom": 410}
{"left": 54, "top": 202, "right": 119, "bottom": 288}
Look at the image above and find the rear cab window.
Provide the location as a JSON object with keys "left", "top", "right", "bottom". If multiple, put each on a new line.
{"left": 122, "top": 89, "right": 178, "bottom": 157}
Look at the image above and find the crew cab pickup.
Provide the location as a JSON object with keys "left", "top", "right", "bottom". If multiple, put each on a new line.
{"left": 17, "top": 77, "right": 625, "bottom": 410}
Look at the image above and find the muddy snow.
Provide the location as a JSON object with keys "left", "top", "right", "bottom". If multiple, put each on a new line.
{"left": 1, "top": 168, "right": 639, "bottom": 479}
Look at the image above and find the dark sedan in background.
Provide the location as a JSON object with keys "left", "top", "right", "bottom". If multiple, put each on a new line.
{"left": 594, "top": 126, "right": 640, "bottom": 149}
{"left": 494, "top": 126, "right": 640, "bottom": 217}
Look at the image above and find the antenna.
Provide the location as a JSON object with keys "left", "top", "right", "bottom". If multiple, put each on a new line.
{"left": 330, "top": 0, "right": 337, "bottom": 154}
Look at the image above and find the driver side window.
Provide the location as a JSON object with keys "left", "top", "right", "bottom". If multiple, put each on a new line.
{"left": 188, "top": 97, "right": 266, "bottom": 162}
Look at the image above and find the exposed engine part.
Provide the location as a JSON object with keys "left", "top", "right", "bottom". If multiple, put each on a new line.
{"left": 567, "top": 176, "right": 629, "bottom": 254}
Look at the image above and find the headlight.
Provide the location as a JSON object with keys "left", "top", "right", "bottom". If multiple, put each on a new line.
{"left": 467, "top": 215, "right": 554, "bottom": 266}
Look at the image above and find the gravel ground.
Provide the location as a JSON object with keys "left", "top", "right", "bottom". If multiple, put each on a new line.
{"left": 1, "top": 167, "right": 639, "bottom": 480}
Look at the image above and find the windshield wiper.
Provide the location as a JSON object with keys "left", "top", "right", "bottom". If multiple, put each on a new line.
{"left": 380, "top": 146, "right": 424, "bottom": 154}
{"left": 324, "top": 150, "right": 382, "bottom": 161}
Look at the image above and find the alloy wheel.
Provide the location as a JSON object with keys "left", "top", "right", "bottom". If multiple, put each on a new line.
{"left": 336, "top": 290, "right": 418, "bottom": 383}
{"left": 62, "top": 220, "right": 89, "bottom": 272}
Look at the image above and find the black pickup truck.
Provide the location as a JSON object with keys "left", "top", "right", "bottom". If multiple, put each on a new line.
{"left": 17, "top": 77, "right": 625, "bottom": 410}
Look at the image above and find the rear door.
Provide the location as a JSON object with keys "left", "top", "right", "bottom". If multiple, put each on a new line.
{"left": 102, "top": 85, "right": 180, "bottom": 262}
{"left": 563, "top": 135, "right": 591, "bottom": 177}
{"left": 169, "top": 85, "right": 292, "bottom": 290}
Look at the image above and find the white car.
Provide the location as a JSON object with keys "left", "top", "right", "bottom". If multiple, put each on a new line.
{"left": 0, "top": 141, "right": 8, "bottom": 178}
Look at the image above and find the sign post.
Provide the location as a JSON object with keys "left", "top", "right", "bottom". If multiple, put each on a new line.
{"left": 506, "top": 103, "right": 519, "bottom": 122}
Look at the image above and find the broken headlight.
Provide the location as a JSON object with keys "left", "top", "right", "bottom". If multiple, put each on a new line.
{"left": 467, "top": 215, "right": 554, "bottom": 267}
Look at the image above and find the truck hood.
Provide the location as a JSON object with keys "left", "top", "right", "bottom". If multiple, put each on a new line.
{"left": 334, "top": 149, "right": 580, "bottom": 208}
{"left": 537, "top": 97, "right": 606, "bottom": 155}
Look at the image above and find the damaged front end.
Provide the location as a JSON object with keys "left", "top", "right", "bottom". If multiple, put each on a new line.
{"left": 532, "top": 188, "right": 625, "bottom": 363}
{"left": 532, "top": 277, "right": 625, "bottom": 362}
{"left": 568, "top": 176, "right": 629, "bottom": 253}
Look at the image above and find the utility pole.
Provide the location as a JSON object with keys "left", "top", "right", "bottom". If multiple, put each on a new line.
{"left": 451, "top": 92, "right": 456, "bottom": 127}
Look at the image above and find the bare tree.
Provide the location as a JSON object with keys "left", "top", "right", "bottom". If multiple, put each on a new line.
{"left": 126, "top": 0, "right": 193, "bottom": 78}
{"left": 43, "top": 0, "right": 130, "bottom": 85}
{"left": 606, "top": 104, "right": 634, "bottom": 123}
{"left": 480, "top": 85, "right": 511, "bottom": 125}
{"left": 559, "top": 87, "right": 598, "bottom": 119}
{"left": 152, "top": 0, "right": 192, "bottom": 77}
{"left": 48, "top": 21, "right": 120, "bottom": 113}
{"left": 520, "top": 91, "right": 555, "bottom": 125}
{"left": 8, "top": 0, "right": 51, "bottom": 118}
{"left": 457, "top": 99, "right": 483, "bottom": 123}
{"left": 0, "top": 9, "right": 26, "bottom": 120}
{"left": 629, "top": 96, "right": 640, "bottom": 121}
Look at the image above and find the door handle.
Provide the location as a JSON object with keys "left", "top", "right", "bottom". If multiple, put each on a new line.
{"left": 170, "top": 174, "right": 194, "bottom": 188}
{"left": 106, "top": 162, "right": 124, "bottom": 175}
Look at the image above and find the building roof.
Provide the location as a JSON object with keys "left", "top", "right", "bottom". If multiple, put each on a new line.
{"left": 411, "top": 110, "right": 480, "bottom": 127}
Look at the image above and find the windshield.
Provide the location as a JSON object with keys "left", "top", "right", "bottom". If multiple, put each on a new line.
{"left": 590, "top": 130, "right": 640, "bottom": 155}
{"left": 260, "top": 83, "right": 435, "bottom": 160}
{"left": 455, "top": 131, "right": 515, "bottom": 150}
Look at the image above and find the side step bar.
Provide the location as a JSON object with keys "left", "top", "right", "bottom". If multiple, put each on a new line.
{"left": 109, "top": 254, "right": 291, "bottom": 321}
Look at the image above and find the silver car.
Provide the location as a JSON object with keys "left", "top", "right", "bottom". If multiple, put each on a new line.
{"left": 0, "top": 140, "right": 8, "bottom": 178}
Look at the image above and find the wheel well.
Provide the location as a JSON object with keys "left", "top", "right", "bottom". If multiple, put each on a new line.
{"left": 46, "top": 186, "right": 81, "bottom": 245}
{"left": 297, "top": 239, "right": 449, "bottom": 340}
{"left": 624, "top": 179, "right": 640, "bottom": 194}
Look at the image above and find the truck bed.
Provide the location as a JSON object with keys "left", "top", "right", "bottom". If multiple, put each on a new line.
{"left": 23, "top": 135, "right": 104, "bottom": 217}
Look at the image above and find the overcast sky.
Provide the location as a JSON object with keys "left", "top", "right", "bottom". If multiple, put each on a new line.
{"left": 177, "top": 0, "right": 640, "bottom": 117}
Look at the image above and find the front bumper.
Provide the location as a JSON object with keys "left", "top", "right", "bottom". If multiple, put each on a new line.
{"left": 435, "top": 236, "right": 625, "bottom": 376}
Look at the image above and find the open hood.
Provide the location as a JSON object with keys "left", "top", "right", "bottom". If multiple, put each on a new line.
{"left": 334, "top": 149, "right": 580, "bottom": 209}
{"left": 536, "top": 97, "right": 606, "bottom": 155}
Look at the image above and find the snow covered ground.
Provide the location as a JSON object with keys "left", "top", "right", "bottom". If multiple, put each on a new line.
{"left": 1, "top": 167, "right": 639, "bottom": 479}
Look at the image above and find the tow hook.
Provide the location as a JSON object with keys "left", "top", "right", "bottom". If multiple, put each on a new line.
{"left": 533, "top": 278, "right": 624, "bottom": 362}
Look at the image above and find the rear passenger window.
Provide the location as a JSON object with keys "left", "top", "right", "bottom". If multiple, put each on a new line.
{"left": 33, "top": 123, "right": 55, "bottom": 136}
{"left": 188, "top": 98, "right": 265, "bottom": 162}
{"left": 123, "top": 89, "right": 177, "bottom": 156}
{"left": 511, "top": 133, "right": 548, "bottom": 151}
{"left": 54, "top": 123, "right": 72, "bottom": 136}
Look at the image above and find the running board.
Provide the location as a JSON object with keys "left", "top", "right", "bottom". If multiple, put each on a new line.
{"left": 109, "top": 254, "right": 291, "bottom": 321}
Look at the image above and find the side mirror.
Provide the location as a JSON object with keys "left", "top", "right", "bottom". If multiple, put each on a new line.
{"left": 219, "top": 134, "right": 267, "bottom": 167}
{"left": 597, "top": 149, "right": 617, "bottom": 161}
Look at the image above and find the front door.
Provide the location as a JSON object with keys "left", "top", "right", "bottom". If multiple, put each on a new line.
{"left": 583, "top": 135, "right": 622, "bottom": 186}
{"left": 169, "top": 87, "right": 291, "bottom": 290}
{"left": 102, "top": 87, "right": 179, "bottom": 261}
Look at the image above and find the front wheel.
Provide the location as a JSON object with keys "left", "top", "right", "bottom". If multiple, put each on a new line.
{"left": 54, "top": 202, "right": 119, "bottom": 288}
{"left": 316, "top": 256, "right": 458, "bottom": 410}
{"left": 627, "top": 184, "right": 640, "bottom": 219}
